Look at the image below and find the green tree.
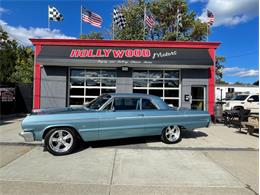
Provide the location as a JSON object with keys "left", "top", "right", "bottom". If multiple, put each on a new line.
{"left": 215, "top": 56, "right": 225, "bottom": 84}
{"left": 0, "top": 26, "right": 17, "bottom": 83}
{"left": 0, "top": 26, "right": 34, "bottom": 83}
{"left": 10, "top": 47, "right": 34, "bottom": 83}
{"left": 114, "top": 0, "right": 208, "bottom": 41}
{"left": 80, "top": 32, "right": 104, "bottom": 39}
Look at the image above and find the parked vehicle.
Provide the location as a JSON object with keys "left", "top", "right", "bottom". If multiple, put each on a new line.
{"left": 223, "top": 94, "right": 259, "bottom": 113}
{"left": 20, "top": 93, "right": 211, "bottom": 155}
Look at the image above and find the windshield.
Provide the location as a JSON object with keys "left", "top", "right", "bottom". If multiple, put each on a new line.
{"left": 86, "top": 95, "right": 111, "bottom": 110}
{"left": 232, "top": 95, "right": 248, "bottom": 101}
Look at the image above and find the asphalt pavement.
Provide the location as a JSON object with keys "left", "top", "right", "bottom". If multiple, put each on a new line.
{"left": 0, "top": 118, "right": 258, "bottom": 195}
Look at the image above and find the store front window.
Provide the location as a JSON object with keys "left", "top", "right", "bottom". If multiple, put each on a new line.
{"left": 133, "top": 70, "right": 180, "bottom": 107}
{"left": 69, "top": 69, "right": 116, "bottom": 106}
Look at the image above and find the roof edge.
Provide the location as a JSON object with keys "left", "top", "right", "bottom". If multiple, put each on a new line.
{"left": 29, "top": 38, "right": 221, "bottom": 49}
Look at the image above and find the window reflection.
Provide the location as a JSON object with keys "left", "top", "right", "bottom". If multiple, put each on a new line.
{"left": 133, "top": 80, "right": 148, "bottom": 87}
{"left": 86, "top": 79, "right": 100, "bottom": 86}
{"left": 149, "top": 70, "right": 163, "bottom": 78}
{"left": 149, "top": 79, "right": 163, "bottom": 88}
{"left": 164, "top": 71, "right": 179, "bottom": 79}
{"left": 70, "top": 78, "right": 84, "bottom": 86}
{"left": 101, "top": 79, "right": 116, "bottom": 87}
{"left": 85, "top": 69, "right": 100, "bottom": 78}
{"left": 101, "top": 70, "right": 116, "bottom": 77}
{"left": 165, "top": 80, "right": 179, "bottom": 88}
{"left": 70, "top": 69, "right": 84, "bottom": 77}
{"left": 133, "top": 70, "right": 148, "bottom": 78}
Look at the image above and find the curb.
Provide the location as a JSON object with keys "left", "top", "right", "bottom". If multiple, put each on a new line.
{"left": 0, "top": 142, "right": 43, "bottom": 147}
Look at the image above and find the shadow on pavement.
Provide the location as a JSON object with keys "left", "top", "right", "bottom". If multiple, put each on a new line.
{"left": 0, "top": 121, "right": 13, "bottom": 126}
{"left": 74, "top": 130, "right": 208, "bottom": 154}
{"left": 0, "top": 114, "right": 26, "bottom": 126}
{"left": 234, "top": 129, "right": 259, "bottom": 138}
{"left": 182, "top": 130, "right": 208, "bottom": 139}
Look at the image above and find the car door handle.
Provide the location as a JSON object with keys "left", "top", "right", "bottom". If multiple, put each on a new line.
{"left": 138, "top": 114, "right": 144, "bottom": 116}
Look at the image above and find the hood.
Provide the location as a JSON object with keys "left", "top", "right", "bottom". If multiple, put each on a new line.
{"left": 31, "top": 106, "right": 91, "bottom": 115}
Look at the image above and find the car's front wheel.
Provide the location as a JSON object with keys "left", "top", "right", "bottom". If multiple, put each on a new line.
{"left": 45, "top": 127, "right": 77, "bottom": 155}
{"left": 161, "top": 125, "right": 182, "bottom": 144}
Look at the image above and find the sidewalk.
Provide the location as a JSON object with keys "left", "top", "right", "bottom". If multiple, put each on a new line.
{"left": 0, "top": 117, "right": 258, "bottom": 149}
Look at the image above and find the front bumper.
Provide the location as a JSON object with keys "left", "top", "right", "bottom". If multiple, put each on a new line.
{"left": 19, "top": 132, "right": 34, "bottom": 142}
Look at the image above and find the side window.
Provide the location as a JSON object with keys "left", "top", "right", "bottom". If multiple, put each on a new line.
{"left": 248, "top": 95, "right": 259, "bottom": 102}
{"left": 113, "top": 98, "right": 140, "bottom": 111}
{"left": 142, "top": 99, "right": 157, "bottom": 110}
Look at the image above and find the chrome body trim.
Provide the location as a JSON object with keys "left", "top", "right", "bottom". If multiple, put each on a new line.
{"left": 19, "top": 132, "right": 34, "bottom": 142}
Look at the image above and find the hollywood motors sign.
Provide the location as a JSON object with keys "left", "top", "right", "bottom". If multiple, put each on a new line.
{"left": 70, "top": 49, "right": 151, "bottom": 58}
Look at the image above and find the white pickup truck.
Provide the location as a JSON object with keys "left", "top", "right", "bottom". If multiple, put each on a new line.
{"left": 223, "top": 94, "right": 259, "bottom": 113}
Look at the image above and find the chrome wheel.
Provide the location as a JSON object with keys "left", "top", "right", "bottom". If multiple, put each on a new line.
{"left": 49, "top": 129, "right": 73, "bottom": 153}
{"left": 165, "top": 125, "right": 180, "bottom": 142}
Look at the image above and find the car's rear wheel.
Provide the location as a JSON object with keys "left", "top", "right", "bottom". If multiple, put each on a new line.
{"left": 45, "top": 127, "right": 77, "bottom": 155}
{"left": 161, "top": 125, "right": 182, "bottom": 144}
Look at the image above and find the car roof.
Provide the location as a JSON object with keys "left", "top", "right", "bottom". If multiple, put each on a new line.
{"left": 106, "top": 93, "right": 170, "bottom": 109}
{"left": 108, "top": 93, "right": 159, "bottom": 99}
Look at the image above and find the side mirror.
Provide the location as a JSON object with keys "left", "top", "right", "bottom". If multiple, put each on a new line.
{"left": 248, "top": 98, "right": 254, "bottom": 102}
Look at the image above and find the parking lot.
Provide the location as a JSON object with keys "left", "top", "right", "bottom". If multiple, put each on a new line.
{"left": 0, "top": 117, "right": 258, "bottom": 195}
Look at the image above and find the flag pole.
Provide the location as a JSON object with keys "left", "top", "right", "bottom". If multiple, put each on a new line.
{"left": 143, "top": 4, "right": 146, "bottom": 40}
{"left": 112, "top": 13, "right": 114, "bottom": 40}
{"left": 206, "top": 24, "right": 209, "bottom": 42}
{"left": 176, "top": 7, "right": 179, "bottom": 41}
{"left": 48, "top": 5, "right": 50, "bottom": 30}
{"left": 80, "top": 5, "right": 82, "bottom": 37}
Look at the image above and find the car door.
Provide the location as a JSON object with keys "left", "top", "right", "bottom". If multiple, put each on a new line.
{"left": 141, "top": 98, "right": 172, "bottom": 135}
{"left": 245, "top": 95, "right": 259, "bottom": 113}
{"left": 99, "top": 97, "right": 145, "bottom": 140}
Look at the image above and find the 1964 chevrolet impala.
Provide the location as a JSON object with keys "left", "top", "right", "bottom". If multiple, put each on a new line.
{"left": 20, "top": 93, "right": 211, "bottom": 155}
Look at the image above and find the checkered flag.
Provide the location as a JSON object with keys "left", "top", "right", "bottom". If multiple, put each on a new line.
{"left": 176, "top": 5, "right": 182, "bottom": 28}
{"left": 48, "top": 6, "right": 63, "bottom": 21}
{"left": 113, "top": 8, "right": 126, "bottom": 29}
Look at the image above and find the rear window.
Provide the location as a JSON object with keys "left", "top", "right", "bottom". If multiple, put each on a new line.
{"left": 232, "top": 95, "right": 248, "bottom": 101}
{"left": 142, "top": 99, "right": 157, "bottom": 110}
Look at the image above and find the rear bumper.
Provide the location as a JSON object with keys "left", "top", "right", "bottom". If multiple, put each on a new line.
{"left": 19, "top": 132, "right": 34, "bottom": 142}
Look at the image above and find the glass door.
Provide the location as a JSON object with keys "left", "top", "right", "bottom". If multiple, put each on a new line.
{"left": 191, "top": 86, "right": 206, "bottom": 111}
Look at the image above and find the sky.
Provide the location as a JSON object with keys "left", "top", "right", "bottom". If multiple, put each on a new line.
{"left": 0, "top": 0, "right": 259, "bottom": 84}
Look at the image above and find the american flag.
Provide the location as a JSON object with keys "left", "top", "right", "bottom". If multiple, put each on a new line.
{"left": 81, "top": 7, "right": 102, "bottom": 28}
{"left": 145, "top": 12, "right": 156, "bottom": 29}
{"left": 207, "top": 10, "right": 215, "bottom": 25}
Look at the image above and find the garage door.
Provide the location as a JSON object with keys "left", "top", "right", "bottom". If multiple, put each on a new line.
{"left": 133, "top": 70, "right": 180, "bottom": 107}
{"left": 69, "top": 68, "right": 116, "bottom": 106}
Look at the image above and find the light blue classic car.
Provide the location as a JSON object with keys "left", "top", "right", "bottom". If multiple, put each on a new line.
{"left": 20, "top": 93, "right": 211, "bottom": 155}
